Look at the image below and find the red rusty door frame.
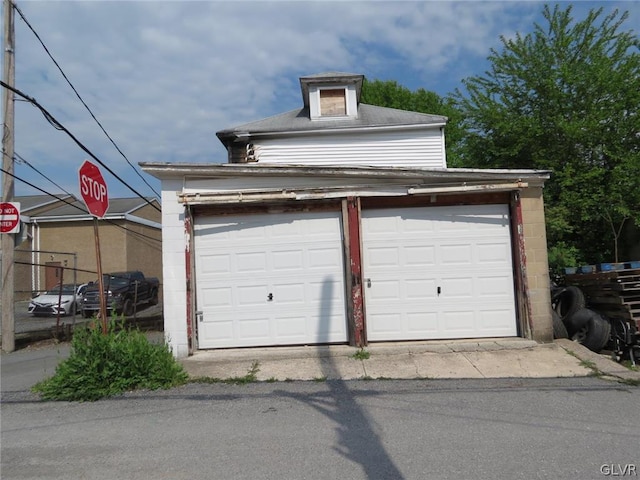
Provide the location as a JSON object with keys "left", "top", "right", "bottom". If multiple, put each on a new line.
{"left": 345, "top": 197, "right": 365, "bottom": 347}
{"left": 510, "top": 190, "right": 533, "bottom": 339}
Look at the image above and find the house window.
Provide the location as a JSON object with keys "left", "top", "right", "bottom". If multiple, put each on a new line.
{"left": 319, "top": 89, "right": 346, "bottom": 116}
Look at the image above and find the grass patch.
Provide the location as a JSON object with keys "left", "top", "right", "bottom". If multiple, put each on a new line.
{"left": 619, "top": 378, "right": 640, "bottom": 386}
{"left": 621, "top": 361, "right": 639, "bottom": 372}
{"left": 578, "top": 359, "right": 603, "bottom": 377}
{"left": 313, "top": 376, "right": 327, "bottom": 382}
{"left": 351, "top": 348, "right": 370, "bottom": 360}
{"left": 32, "top": 320, "right": 188, "bottom": 401}
{"left": 190, "top": 360, "right": 260, "bottom": 385}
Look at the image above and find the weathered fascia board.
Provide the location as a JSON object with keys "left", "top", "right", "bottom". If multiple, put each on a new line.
{"left": 140, "top": 162, "right": 551, "bottom": 183}
{"left": 177, "top": 182, "right": 529, "bottom": 205}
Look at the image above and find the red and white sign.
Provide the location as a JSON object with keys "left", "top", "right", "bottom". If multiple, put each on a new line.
{"left": 0, "top": 202, "right": 20, "bottom": 234}
{"left": 79, "top": 160, "right": 109, "bottom": 218}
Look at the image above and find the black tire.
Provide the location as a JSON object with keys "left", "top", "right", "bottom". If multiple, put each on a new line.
{"left": 563, "top": 306, "right": 592, "bottom": 336}
{"left": 552, "top": 310, "right": 568, "bottom": 339}
{"left": 149, "top": 288, "right": 158, "bottom": 306}
{"left": 571, "top": 309, "right": 611, "bottom": 353}
{"left": 122, "top": 298, "right": 134, "bottom": 317}
{"left": 554, "top": 286, "right": 585, "bottom": 322}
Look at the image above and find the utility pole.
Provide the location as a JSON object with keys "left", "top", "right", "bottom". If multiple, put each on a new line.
{"left": 2, "top": 0, "right": 15, "bottom": 352}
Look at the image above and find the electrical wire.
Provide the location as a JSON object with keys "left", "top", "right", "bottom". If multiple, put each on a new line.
{"left": 15, "top": 151, "right": 76, "bottom": 198}
{"left": 0, "top": 79, "right": 161, "bottom": 213}
{"left": 12, "top": 0, "right": 161, "bottom": 198}
{"left": 0, "top": 162, "right": 162, "bottom": 245}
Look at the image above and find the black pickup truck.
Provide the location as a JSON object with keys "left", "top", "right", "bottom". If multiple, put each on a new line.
{"left": 81, "top": 271, "right": 159, "bottom": 318}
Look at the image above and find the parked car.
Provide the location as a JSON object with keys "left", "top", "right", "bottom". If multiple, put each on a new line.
{"left": 81, "top": 271, "right": 159, "bottom": 318}
{"left": 28, "top": 283, "right": 88, "bottom": 317}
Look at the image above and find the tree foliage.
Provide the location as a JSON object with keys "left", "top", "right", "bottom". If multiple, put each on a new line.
{"left": 454, "top": 4, "right": 640, "bottom": 268}
{"left": 360, "top": 79, "right": 466, "bottom": 166}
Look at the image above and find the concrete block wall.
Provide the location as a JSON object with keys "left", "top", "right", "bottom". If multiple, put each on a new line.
{"left": 520, "top": 187, "right": 553, "bottom": 343}
{"left": 161, "top": 183, "right": 190, "bottom": 358}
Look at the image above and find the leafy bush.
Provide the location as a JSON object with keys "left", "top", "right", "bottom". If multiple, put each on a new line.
{"left": 33, "top": 320, "right": 188, "bottom": 401}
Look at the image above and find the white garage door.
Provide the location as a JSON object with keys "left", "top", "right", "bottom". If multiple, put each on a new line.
{"left": 194, "top": 211, "right": 347, "bottom": 349}
{"left": 362, "top": 204, "right": 517, "bottom": 341}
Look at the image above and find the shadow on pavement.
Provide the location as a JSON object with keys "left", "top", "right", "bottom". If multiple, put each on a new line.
{"left": 276, "top": 277, "right": 404, "bottom": 479}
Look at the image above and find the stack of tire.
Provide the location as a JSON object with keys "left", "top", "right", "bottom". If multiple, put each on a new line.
{"left": 552, "top": 286, "right": 611, "bottom": 352}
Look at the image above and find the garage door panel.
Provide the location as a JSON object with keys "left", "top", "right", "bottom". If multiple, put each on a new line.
{"left": 237, "top": 223, "right": 267, "bottom": 241}
{"left": 367, "top": 247, "right": 400, "bottom": 267}
{"left": 405, "top": 279, "right": 437, "bottom": 299}
{"left": 195, "top": 211, "right": 347, "bottom": 348}
{"left": 271, "top": 249, "right": 304, "bottom": 272}
{"left": 237, "top": 317, "right": 271, "bottom": 339}
{"left": 407, "top": 312, "right": 439, "bottom": 336}
{"left": 200, "top": 322, "right": 234, "bottom": 345}
{"left": 308, "top": 247, "right": 343, "bottom": 269}
{"left": 306, "top": 279, "right": 343, "bottom": 303}
{"left": 237, "top": 252, "right": 267, "bottom": 273}
{"left": 405, "top": 246, "right": 436, "bottom": 266}
{"left": 368, "top": 279, "right": 401, "bottom": 300}
{"left": 199, "top": 253, "right": 232, "bottom": 275}
{"left": 275, "top": 315, "right": 307, "bottom": 338}
{"left": 363, "top": 204, "right": 517, "bottom": 341}
{"left": 478, "top": 275, "right": 513, "bottom": 296}
{"left": 477, "top": 242, "right": 511, "bottom": 263}
{"left": 440, "top": 244, "right": 473, "bottom": 265}
{"left": 367, "top": 313, "right": 402, "bottom": 336}
{"left": 479, "top": 309, "right": 516, "bottom": 332}
{"left": 312, "top": 313, "right": 348, "bottom": 340}
{"left": 272, "top": 282, "right": 305, "bottom": 305}
{"left": 441, "top": 310, "right": 476, "bottom": 334}
{"left": 440, "top": 277, "right": 474, "bottom": 298}
{"left": 201, "top": 286, "right": 233, "bottom": 308}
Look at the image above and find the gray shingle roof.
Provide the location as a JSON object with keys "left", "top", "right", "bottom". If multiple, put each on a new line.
{"left": 20, "top": 196, "right": 159, "bottom": 219}
{"left": 15, "top": 194, "right": 75, "bottom": 213}
{"left": 217, "top": 103, "right": 448, "bottom": 145}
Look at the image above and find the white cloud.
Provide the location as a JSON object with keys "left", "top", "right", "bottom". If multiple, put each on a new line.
{"left": 5, "top": 0, "right": 638, "bottom": 198}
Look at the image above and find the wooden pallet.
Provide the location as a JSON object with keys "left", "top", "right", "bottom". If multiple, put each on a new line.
{"left": 565, "top": 268, "right": 640, "bottom": 328}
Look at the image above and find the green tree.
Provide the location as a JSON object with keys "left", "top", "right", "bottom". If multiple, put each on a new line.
{"left": 454, "top": 4, "right": 640, "bottom": 269}
{"left": 361, "top": 79, "right": 466, "bottom": 166}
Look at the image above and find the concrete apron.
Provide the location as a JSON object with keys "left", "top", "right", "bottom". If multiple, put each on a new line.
{"left": 179, "top": 338, "right": 622, "bottom": 382}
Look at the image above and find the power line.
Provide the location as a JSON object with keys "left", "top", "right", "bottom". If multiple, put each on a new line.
{"left": 0, "top": 79, "right": 161, "bottom": 212}
{"left": 15, "top": 150, "right": 76, "bottom": 198}
{"left": 0, "top": 162, "right": 162, "bottom": 245}
{"left": 12, "top": 0, "right": 161, "bottom": 198}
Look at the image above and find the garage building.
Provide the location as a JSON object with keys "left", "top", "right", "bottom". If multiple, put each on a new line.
{"left": 142, "top": 72, "right": 552, "bottom": 357}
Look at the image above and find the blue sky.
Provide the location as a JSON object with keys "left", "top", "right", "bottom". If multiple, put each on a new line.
{"left": 2, "top": 0, "right": 639, "bottom": 201}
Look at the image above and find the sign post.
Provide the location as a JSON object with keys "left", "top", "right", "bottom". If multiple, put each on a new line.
{"left": 79, "top": 160, "right": 109, "bottom": 331}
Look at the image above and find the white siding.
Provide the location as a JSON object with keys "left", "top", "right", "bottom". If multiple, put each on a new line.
{"left": 253, "top": 129, "right": 446, "bottom": 168}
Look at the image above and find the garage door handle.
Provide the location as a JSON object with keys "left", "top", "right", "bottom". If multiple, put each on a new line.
{"left": 268, "top": 293, "right": 273, "bottom": 301}
{"left": 437, "top": 286, "right": 441, "bottom": 296}
{"left": 366, "top": 278, "right": 371, "bottom": 288}
{"left": 196, "top": 310, "right": 203, "bottom": 322}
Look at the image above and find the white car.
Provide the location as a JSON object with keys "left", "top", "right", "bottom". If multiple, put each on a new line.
{"left": 28, "top": 284, "right": 88, "bottom": 317}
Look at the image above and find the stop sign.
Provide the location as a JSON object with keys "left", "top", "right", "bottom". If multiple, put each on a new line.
{"left": 0, "top": 202, "right": 20, "bottom": 233}
{"left": 79, "top": 160, "right": 109, "bottom": 218}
